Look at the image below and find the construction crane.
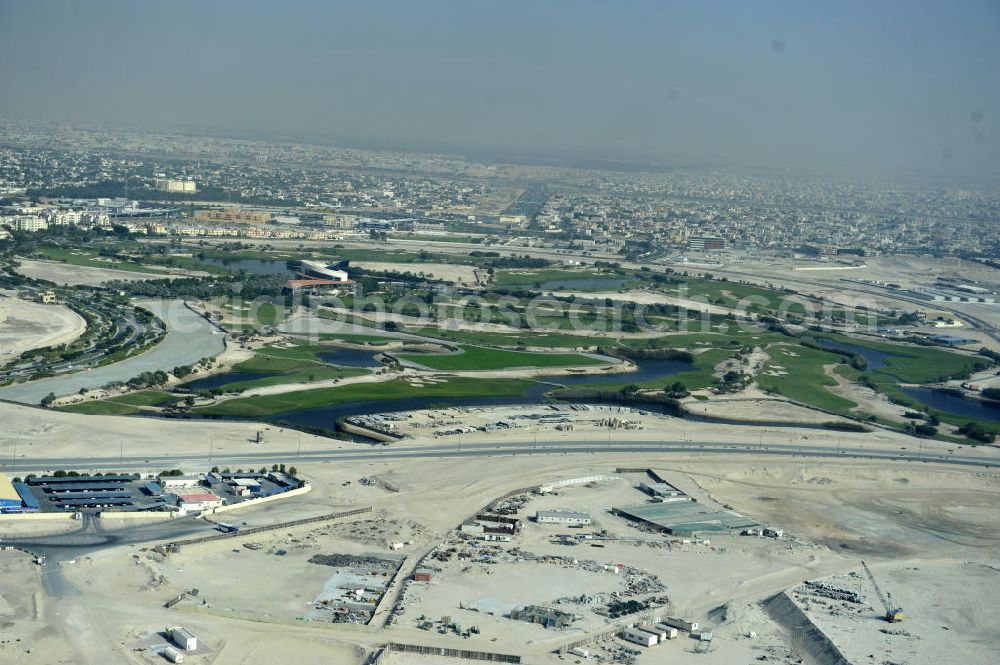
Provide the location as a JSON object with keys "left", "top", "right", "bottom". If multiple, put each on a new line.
{"left": 861, "top": 561, "right": 904, "bottom": 623}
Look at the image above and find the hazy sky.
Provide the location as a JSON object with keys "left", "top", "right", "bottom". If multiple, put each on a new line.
{"left": 1, "top": 0, "right": 998, "bottom": 178}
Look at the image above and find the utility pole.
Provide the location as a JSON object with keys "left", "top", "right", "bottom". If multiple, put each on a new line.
{"left": 297, "top": 433, "right": 302, "bottom": 459}
{"left": 209, "top": 435, "right": 214, "bottom": 465}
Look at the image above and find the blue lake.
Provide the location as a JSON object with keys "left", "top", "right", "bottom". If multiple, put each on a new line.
{"left": 196, "top": 257, "right": 294, "bottom": 276}
{"left": 901, "top": 387, "right": 1000, "bottom": 423}
{"left": 804, "top": 336, "right": 901, "bottom": 371}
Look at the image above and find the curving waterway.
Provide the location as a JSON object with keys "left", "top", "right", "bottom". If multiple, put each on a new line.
{"left": 0, "top": 299, "right": 225, "bottom": 404}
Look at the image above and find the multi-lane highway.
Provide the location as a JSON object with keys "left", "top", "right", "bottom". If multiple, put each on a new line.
{"left": 6, "top": 436, "right": 997, "bottom": 474}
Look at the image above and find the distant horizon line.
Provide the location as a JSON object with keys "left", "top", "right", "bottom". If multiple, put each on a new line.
{"left": 1, "top": 113, "right": 998, "bottom": 188}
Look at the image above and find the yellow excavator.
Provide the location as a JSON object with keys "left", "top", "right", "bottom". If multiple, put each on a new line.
{"left": 862, "top": 561, "right": 904, "bottom": 623}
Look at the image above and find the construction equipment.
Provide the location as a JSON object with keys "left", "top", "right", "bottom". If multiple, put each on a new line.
{"left": 861, "top": 561, "right": 904, "bottom": 623}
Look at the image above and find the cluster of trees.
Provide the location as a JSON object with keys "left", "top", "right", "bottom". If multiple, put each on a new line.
{"left": 958, "top": 421, "right": 996, "bottom": 443}
{"left": 43, "top": 470, "right": 137, "bottom": 479}
{"left": 208, "top": 463, "right": 298, "bottom": 476}
{"left": 482, "top": 255, "right": 550, "bottom": 269}
{"left": 124, "top": 370, "right": 169, "bottom": 390}
{"left": 903, "top": 422, "right": 938, "bottom": 437}
{"left": 717, "top": 370, "right": 750, "bottom": 393}
{"left": 978, "top": 347, "right": 1000, "bottom": 363}
{"left": 103, "top": 273, "right": 288, "bottom": 300}
{"left": 664, "top": 381, "right": 690, "bottom": 398}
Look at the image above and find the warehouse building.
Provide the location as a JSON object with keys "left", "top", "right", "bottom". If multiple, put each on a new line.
{"left": 510, "top": 605, "right": 575, "bottom": 629}
{"left": 535, "top": 510, "right": 592, "bottom": 526}
{"left": 612, "top": 502, "right": 758, "bottom": 536}
{"left": 638, "top": 481, "right": 689, "bottom": 501}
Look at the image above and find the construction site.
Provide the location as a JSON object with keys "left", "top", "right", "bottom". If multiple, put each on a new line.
{"left": 1, "top": 416, "right": 998, "bottom": 665}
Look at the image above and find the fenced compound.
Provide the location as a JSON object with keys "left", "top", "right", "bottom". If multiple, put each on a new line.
{"left": 168, "top": 507, "right": 373, "bottom": 549}
{"left": 383, "top": 642, "right": 520, "bottom": 663}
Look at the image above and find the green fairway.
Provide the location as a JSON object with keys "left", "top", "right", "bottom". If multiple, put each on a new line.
{"left": 59, "top": 390, "right": 176, "bottom": 415}
{"left": 33, "top": 246, "right": 170, "bottom": 274}
{"left": 397, "top": 344, "right": 607, "bottom": 370}
{"left": 413, "top": 327, "right": 611, "bottom": 348}
{"left": 756, "top": 343, "right": 858, "bottom": 413}
{"left": 196, "top": 377, "right": 536, "bottom": 418}
{"left": 313, "top": 333, "right": 398, "bottom": 343}
{"left": 809, "top": 333, "right": 989, "bottom": 383}
{"left": 212, "top": 365, "right": 367, "bottom": 392}
{"left": 195, "top": 341, "right": 371, "bottom": 391}
{"left": 676, "top": 278, "right": 806, "bottom": 314}
{"left": 493, "top": 269, "right": 614, "bottom": 287}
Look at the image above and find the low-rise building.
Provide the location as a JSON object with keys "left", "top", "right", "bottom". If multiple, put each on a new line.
{"left": 535, "top": 510, "right": 592, "bottom": 525}
{"left": 173, "top": 490, "right": 222, "bottom": 512}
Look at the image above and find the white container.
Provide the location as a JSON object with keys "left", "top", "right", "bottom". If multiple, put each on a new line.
{"left": 638, "top": 625, "right": 667, "bottom": 643}
{"left": 162, "top": 646, "right": 184, "bottom": 663}
{"left": 654, "top": 623, "right": 679, "bottom": 639}
{"left": 621, "top": 629, "right": 657, "bottom": 647}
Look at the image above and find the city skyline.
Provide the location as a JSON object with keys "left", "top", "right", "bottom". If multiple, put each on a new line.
{"left": 2, "top": 0, "right": 999, "bottom": 179}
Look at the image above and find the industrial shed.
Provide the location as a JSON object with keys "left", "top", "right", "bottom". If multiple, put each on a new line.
{"left": 612, "top": 502, "right": 759, "bottom": 536}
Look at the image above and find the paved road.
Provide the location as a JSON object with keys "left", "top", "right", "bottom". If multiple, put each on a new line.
{"left": 5, "top": 512, "right": 218, "bottom": 596}
{"left": 5, "top": 436, "right": 997, "bottom": 474}
{"left": 0, "top": 299, "right": 225, "bottom": 403}
{"left": 3, "top": 435, "right": 994, "bottom": 596}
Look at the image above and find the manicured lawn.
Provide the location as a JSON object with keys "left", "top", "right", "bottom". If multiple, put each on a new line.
{"left": 59, "top": 390, "right": 176, "bottom": 415}
{"left": 34, "top": 246, "right": 169, "bottom": 274}
{"left": 314, "top": 333, "right": 398, "bottom": 344}
{"left": 196, "top": 377, "right": 535, "bottom": 418}
{"left": 493, "top": 269, "right": 611, "bottom": 287}
{"left": 214, "top": 365, "right": 367, "bottom": 392}
{"left": 202, "top": 342, "right": 371, "bottom": 390}
{"left": 248, "top": 341, "right": 330, "bottom": 364}
{"left": 397, "top": 344, "right": 607, "bottom": 370}
{"left": 810, "top": 333, "right": 990, "bottom": 383}
{"left": 413, "top": 327, "right": 611, "bottom": 348}
{"left": 756, "top": 344, "right": 857, "bottom": 414}
{"left": 219, "top": 298, "right": 285, "bottom": 328}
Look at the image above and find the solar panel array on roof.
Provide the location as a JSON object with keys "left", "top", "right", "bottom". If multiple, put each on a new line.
{"left": 613, "top": 502, "right": 759, "bottom": 535}
{"left": 12, "top": 482, "right": 40, "bottom": 510}
{"left": 54, "top": 498, "right": 135, "bottom": 507}
{"left": 44, "top": 483, "right": 129, "bottom": 493}
{"left": 28, "top": 475, "right": 135, "bottom": 485}
{"left": 47, "top": 493, "right": 132, "bottom": 501}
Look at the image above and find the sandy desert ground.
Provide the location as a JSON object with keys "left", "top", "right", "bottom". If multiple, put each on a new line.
{"left": 0, "top": 295, "right": 86, "bottom": 357}
{"left": 349, "top": 261, "right": 479, "bottom": 284}
{"left": 1, "top": 388, "right": 998, "bottom": 665}
{"left": 14, "top": 259, "right": 201, "bottom": 287}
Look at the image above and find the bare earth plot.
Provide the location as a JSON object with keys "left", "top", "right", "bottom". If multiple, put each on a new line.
{"left": 349, "top": 261, "right": 478, "bottom": 284}
{"left": 0, "top": 296, "right": 86, "bottom": 357}
{"left": 15, "top": 259, "right": 195, "bottom": 286}
{"left": 1, "top": 396, "right": 999, "bottom": 665}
